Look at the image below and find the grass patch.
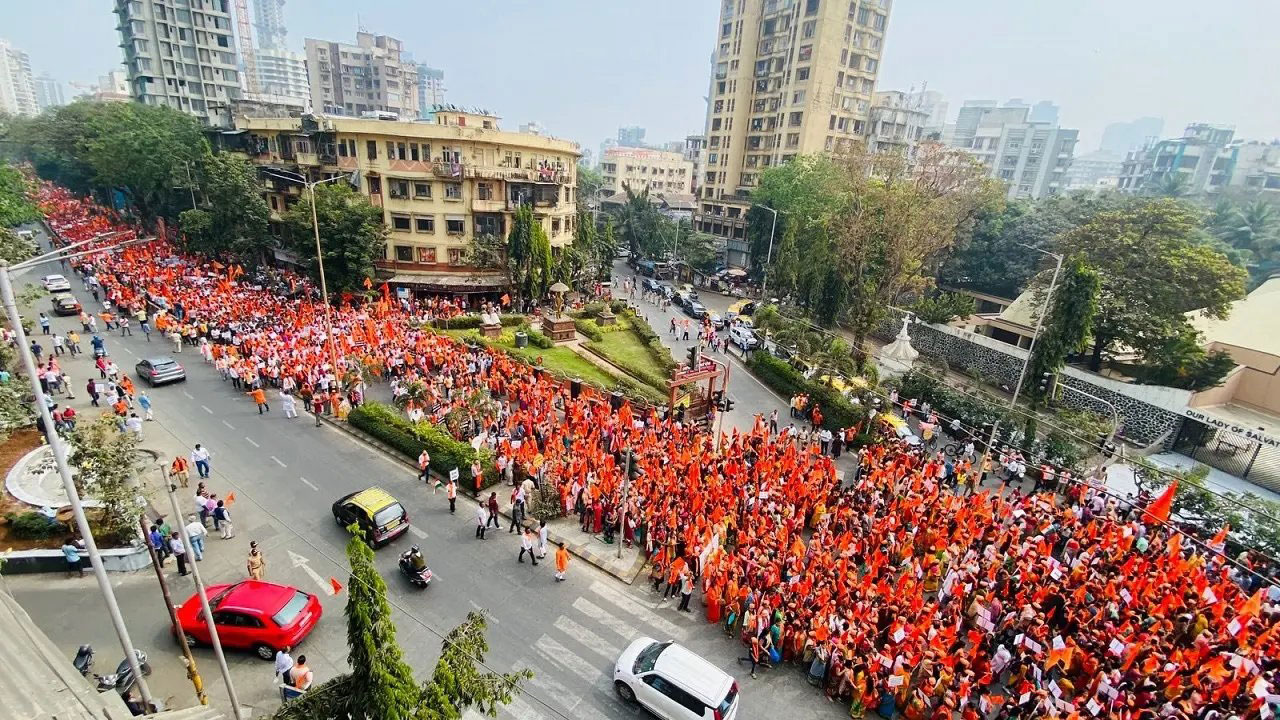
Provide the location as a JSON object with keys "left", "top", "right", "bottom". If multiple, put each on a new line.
{"left": 586, "top": 315, "right": 672, "bottom": 393}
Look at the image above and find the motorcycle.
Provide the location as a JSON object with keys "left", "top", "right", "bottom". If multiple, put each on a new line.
{"left": 73, "top": 644, "right": 152, "bottom": 696}
{"left": 398, "top": 549, "right": 432, "bottom": 588}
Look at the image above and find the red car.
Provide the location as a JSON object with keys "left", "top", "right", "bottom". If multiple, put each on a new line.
{"left": 175, "top": 580, "right": 322, "bottom": 660}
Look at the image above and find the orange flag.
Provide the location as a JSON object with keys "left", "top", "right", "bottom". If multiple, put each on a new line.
{"left": 329, "top": 577, "right": 344, "bottom": 595}
{"left": 501, "top": 293, "right": 511, "bottom": 306}
{"left": 224, "top": 492, "right": 236, "bottom": 506}
{"left": 1209, "top": 524, "right": 1229, "bottom": 547}
{"left": 1145, "top": 481, "right": 1177, "bottom": 523}
{"left": 362, "top": 276, "right": 373, "bottom": 290}
{"left": 1239, "top": 588, "right": 1264, "bottom": 618}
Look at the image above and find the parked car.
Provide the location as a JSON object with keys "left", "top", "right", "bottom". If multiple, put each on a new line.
{"left": 332, "top": 486, "right": 410, "bottom": 547}
{"left": 643, "top": 278, "right": 662, "bottom": 293}
{"left": 678, "top": 284, "right": 699, "bottom": 302}
{"left": 728, "top": 325, "right": 759, "bottom": 350}
{"left": 708, "top": 312, "right": 726, "bottom": 330}
{"left": 685, "top": 302, "right": 707, "bottom": 319}
{"left": 674, "top": 292, "right": 693, "bottom": 308}
{"left": 658, "top": 284, "right": 676, "bottom": 300}
{"left": 42, "top": 274, "right": 71, "bottom": 293}
{"left": 175, "top": 580, "right": 323, "bottom": 661}
{"left": 50, "top": 293, "right": 82, "bottom": 316}
{"left": 614, "top": 637, "right": 740, "bottom": 720}
{"left": 135, "top": 356, "right": 186, "bottom": 386}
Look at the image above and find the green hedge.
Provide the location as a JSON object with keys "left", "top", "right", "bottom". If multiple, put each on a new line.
{"left": 348, "top": 402, "right": 499, "bottom": 490}
{"left": 622, "top": 309, "right": 677, "bottom": 373}
{"left": 574, "top": 318, "right": 603, "bottom": 342}
{"left": 424, "top": 313, "right": 525, "bottom": 330}
{"left": 745, "top": 352, "right": 862, "bottom": 431}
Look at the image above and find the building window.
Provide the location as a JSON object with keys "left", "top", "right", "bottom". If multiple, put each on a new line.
{"left": 802, "top": 20, "right": 816, "bottom": 38}
{"left": 798, "top": 45, "right": 812, "bottom": 62}
{"left": 551, "top": 218, "right": 561, "bottom": 235}
{"left": 415, "top": 216, "right": 435, "bottom": 232}
{"left": 792, "top": 90, "right": 806, "bottom": 105}
{"left": 446, "top": 218, "right": 465, "bottom": 234}
{"left": 444, "top": 183, "right": 462, "bottom": 200}
{"left": 366, "top": 140, "right": 378, "bottom": 160}
{"left": 389, "top": 180, "right": 409, "bottom": 199}
{"left": 447, "top": 248, "right": 463, "bottom": 265}
{"left": 413, "top": 182, "right": 431, "bottom": 199}
{"left": 789, "top": 112, "right": 803, "bottom": 127}
{"left": 805, "top": 0, "right": 820, "bottom": 14}
{"left": 367, "top": 176, "right": 382, "bottom": 194}
{"left": 394, "top": 245, "right": 413, "bottom": 262}
{"left": 409, "top": 143, "right": 420, "bottom": 161}
{"left": 417, "top": 247, "right": 437, "bottom": 264}
{"left": 477, "top": 182, "right": 493, "bottom": 200}
{"left": 391, "top": 215, "right": 411, "bottom": 231}
{"left": 796, "top": 67, "right": 810, "bottom": 81}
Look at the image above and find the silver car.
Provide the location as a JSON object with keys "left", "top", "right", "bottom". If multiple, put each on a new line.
{"left": 136, "top": 356, "right": 186, "bottom": 386}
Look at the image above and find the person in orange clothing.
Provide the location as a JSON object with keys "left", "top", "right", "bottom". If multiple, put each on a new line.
{"left": 247, "top": 386, "right": 269, "bottom": 414}
{"left": 554, "top": 542, "right": 569, "bottom": 582}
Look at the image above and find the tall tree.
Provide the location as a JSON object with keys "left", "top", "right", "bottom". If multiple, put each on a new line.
{"left": 66, "top": 415, "right": 145, "bottom": 545}
{"left": 1022, "top": 254, "right": 1100, "bottom": 405}
{"left": 613, "top": 184, "right": 663, "bottom": 258}
{"left": 178, "top": 152, "right": 271, "bottom": 262}
{"left": 272, "top": 531, "right": 528, "bottom": 720}
{"left": 281, "top": 182, "right": 388, "bottom": 295}
{"left": 576, "top": 164, "right": 604, "bottom": 205}
{"left": 0, "top": 165, "right": 39, "bottom": 227}
{"left": 1055, "top": 198, "right": 1247, "bottom": 370}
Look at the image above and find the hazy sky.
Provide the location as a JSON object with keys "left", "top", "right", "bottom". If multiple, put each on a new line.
{"left": 5, "top": 0, "right": 1277, "bottom": 153}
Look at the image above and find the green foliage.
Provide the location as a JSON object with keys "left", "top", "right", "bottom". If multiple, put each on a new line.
{"left": 612, "top": 184, "right": 663, "bottom": 258}
{"left": 6, "top": 511, "right": 58, "bottom": 539}
{"left": 419, "top": 612, "right": 531, "bottom": 719}
{"left": 745, "top": 352, "right": 862, "bottom": 430}
{"left": 1023, "top": 254, "right": 1100, "bottom": 405}
{"left": 464, "top": 232, "right": 506, "bottom": 270}
{"left": 6, "top": 101, "right": 206, "bottom": 222}
{"left": 423, "top": 313, "right": 525, "bottom": 331}
{"left": 0, "top": 227, "right": 37, "bottom": 267}
{"left": 0, "top": 344, "right": 33, "bottom": 438}
{"left": 525, "top": 327, "right": 553, "bottom": 349}
{"left": 282, "top": 182, "right": 388, "bottom": 295}
{"left": 506, "top": 205, "right": 553, "bottom": 302}
{"left": 0, "top": 165, "right": 39, "bottom": 227}
{"left": 66, "top": 415, "right": 145, "bottom": 545}
{"left": 574, "top": 318, "right": 603, "bottom": 342}
{"left": 892, "top": 371, "right": 1007, "bottom": 430}
{"left": 911, "top": 292, "right": 976, "bottom": 325}
{"left": 1206, "top": 196, "right": 1279, "bottom": 289}
{"left": 348, "top": 403, "right": 497, "bottom": 489}
{"left": 577, "top": 163, "right": 604, "bottom": 202}
{"left": 179, "top": 152, "right": 271, "bottom": 261}
{"left": 571, "top": 209, "right": 611, "bottom": 282}
{"left": 1056, "top": 198, "right": 1247, "bottom": 371}
{"left": 1130, "top": 327, "right": 1238, "bottom": 391}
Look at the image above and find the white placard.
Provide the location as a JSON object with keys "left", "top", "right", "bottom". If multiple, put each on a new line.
{"left": 449, "top": 468, "right": 460, "bottom": 481}
{"left": 1227, "top": 618, "right": 1242, "bottom": 636}
{"left": 1087, "top": 698, "right": 1103, "bottom": 716}
{"left": 1108, "top": 638, "right": 1126, "bottom": 656}
{"left": 1052, "top": 636, "right": 1066, "bottom": 650}
{"left": 887, "top": 674, "right": 904, "bottom": 688}
{"left": 893, "top": 628, "right": 905, "bottom": 643}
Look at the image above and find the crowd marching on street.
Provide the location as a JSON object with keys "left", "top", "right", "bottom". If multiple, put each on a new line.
{"left": 30, "top": 178, "right": 1280, "bottom": 720}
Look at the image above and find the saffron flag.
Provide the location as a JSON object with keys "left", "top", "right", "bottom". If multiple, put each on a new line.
{"left": 329, "top": 577, "right": 344, "bottom": 595}
{"left": 1145, "top": 481, "right": 1177, "bottom": 523}
{"left": 362, "top": 276, "right": 373, "bottom": 290}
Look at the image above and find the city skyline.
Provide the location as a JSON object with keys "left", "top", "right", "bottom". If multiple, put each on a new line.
{"left": 3, "top": 0, "right": 1277, "bottom": 150}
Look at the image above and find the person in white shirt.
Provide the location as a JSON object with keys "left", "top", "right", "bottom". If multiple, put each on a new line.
{"left": 183, "top": 515, "right": 207, "bottom": 561}
{"left": 475, "top": 504, "right": 488, "bottom": 540}
{"left": 191, "top": 444, "right": 211, "bottom": 479}
{"left": 280, "top": 390, "right": 298, "bottom": 419}
{"left": 125, "top": 413, "right": 144, "bottom": 438}
{"left": 274, "top": 646, "right": 294, "bottom": 684}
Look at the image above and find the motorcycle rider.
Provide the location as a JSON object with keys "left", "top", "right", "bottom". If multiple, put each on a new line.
{"left": 406, "top": 545, "right": 426, "bottom": 572}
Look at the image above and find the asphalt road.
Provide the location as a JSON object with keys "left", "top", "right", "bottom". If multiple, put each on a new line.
{"left": 3, "top": 229, "right": 850, "bottom": 719}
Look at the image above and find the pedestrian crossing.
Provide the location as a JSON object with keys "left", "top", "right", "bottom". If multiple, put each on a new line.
{"left": 462, "top": 577, "right": 701, "bottom": 720}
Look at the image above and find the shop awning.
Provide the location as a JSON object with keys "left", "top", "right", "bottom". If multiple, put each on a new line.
{"left": 387, "top": 273, "right": 509, "bottom": 291}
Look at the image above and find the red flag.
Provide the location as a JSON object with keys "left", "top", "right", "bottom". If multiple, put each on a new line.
{"left": 380, "top": 282, "right": 390, "bottom": 302}
{"left": 329, "top": 577, "right": 344, "bottom": 595}
{"left": 1145, "top": 481, "right": 1177, "bottom": 523}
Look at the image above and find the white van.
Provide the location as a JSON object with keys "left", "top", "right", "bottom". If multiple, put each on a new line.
{"left": 615, "top": 637, "right": 740, "bottom": 720}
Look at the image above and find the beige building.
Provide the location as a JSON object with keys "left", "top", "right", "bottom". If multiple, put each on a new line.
{"left": 600, "top": 147, "right": 694, "bottom": 197}
{"left": 305, "top": 32, "right": 418, "bottom": 119}
{"left": 697, "top": 0, "right": 892, "bottom": 267}
{"left": 227, "top": 109, "right": 579, "bottom": 293}
{"left": 867, "top": 90, "right": 929, "bottom": 159}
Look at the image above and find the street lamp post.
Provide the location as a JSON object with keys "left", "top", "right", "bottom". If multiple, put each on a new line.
{"left": 263, "top": 170, "right": 351, "bottom": 398}
{"left": 750, "top": 204, "right": 778, "bottom": 300}
{"left": 975, "top": 245, "right": 1063, "bottom": 479}
{"left": 0, "top": 236, "right": 158, "bottom": 711}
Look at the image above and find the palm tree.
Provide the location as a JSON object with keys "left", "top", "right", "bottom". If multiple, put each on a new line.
{"left": 616, "top": 183, "right": 655, "bottom": 257}
{"left": 1152, "top": 172, "right": 1191, "bottom": 198}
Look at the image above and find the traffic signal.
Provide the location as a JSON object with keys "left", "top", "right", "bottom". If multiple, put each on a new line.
{"left": 723, "top": 395, "right": 735, "bottom": 412}
{"left": 687, "top": 343, "right": 701, "bottom": 368}
{"left": 627, "top": 450, "right": 644, "bottom": 481}
{"left": 1038, "top": 372, "right": 1052, "bottom": 395}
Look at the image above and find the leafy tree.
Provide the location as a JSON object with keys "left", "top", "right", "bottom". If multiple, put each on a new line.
{"left": 1055, "top": 198, "right": 1247, "bottom": 371}
{"left": 66, "top": 415, "right": 146, "bottom": 545}
{"left": 1130, "top": 327, "right": 1237, "bottom": 390}
{"left": 0, "top": 344, "right": 32, "bottom": 440}
{"left": 273, "top": 528, "right": 528, "bottom": 720}
{"left": 0, "top": 227, "right": 37, "bottom": 265}
{"left": 577, "top": 163, "right": 604, "bottom": 204}
{"left": 529, "top": 219, "right": 553, "bottom": 298}
{"left": 1207, "top": 197, "right": 1279, "bottom": 288}
{"left": 680, "top": 228, "right": 722, "bottom": 274}
{"left": 831, "top": 146, "right": 1001, "bottom": 357}
{"left": 282, "top": 182, "right": 388, "bottom": 295}
{"left": 1152, "top": 172, "right": 1191, "bottom": 198}
{"left": 0, "top": 165, "right": 39, "bottom": 227}
{"left": 1022, "top": 254, "right": 1100, "bottom": 405}
{"left": 505, "top": 205, "right": 553, "bottom": 302}
{"left": 613, "top": 184, "right": 663, "bottom": 258}
{"left": 464, "top": 232, "right": 506, "bottom": 270}
{"left": 178, "top": 152, "right": 271, "bottom": 261}
{"left": 910, "top": 291, "right": 976, "bottom": 325}
{"left": 748, "top": 154, "right": 849, "bottom": 288}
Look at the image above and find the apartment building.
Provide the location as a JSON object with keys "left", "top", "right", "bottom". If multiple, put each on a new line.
{"left": 967, "top": 117, "right": 1077, "bottom": 200}
{"left": 866, "top": 90, "right": 928, "bottom": 158}
{"left": 305, "top": 32, "right": 418, "bottom": 119}
{"left": 416, "top": 64, "right": 445, "bottom": 117}
{"left": 685, "top": 135, "right": 707, "bottom": 194}
{"left": 113, "top": 0, "right": 242, "bottom": 126}
{"left": 225, "top": 109, "right": 579, "bottom": 292}
{"left": 696, "top": 0, "right": 893, "bottom": 267}
{"left": 251, "top": 48, "right": 309, "bottom": 106}
{"left": 33, "top": 74, "right": 65, "bottom": 111}
{"left": 0, "top": 39, "right": 37, "bottom": 117}
{"left": 600, "top": 147, "right": 694, "bottom": 197}
{"left": 1117, "top": 124, "right": 1242, "bottom": 196}
{"left": 253, "top": 0, "right": 287, "bottom": 51}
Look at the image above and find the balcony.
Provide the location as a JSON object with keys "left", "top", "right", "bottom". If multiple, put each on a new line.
{"left": 472, "top": 197, "right": 506, "bottom": 213}
{"left": 434, "top": 162, "right": 464, "bottom": 179}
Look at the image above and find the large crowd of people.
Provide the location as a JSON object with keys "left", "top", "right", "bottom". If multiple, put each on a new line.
{"left": 34, "top": 180, "right": 1279, "bottom": 719}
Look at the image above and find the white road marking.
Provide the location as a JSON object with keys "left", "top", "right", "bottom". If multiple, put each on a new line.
{"left": 201, "top": 405, "right": 212, "bottom": 414}
{"left": 534, "top": 634, "right": 606, "bottom": 685}
{"left": 181, "top": 390, "right": 194, "bottom": 399}
{"left": 526, "top": 671, "right": 580, "bottom": 714}
{"left": 588, "top": 581, "right": 686, "bottom": 639}
{"left": 298, "top": 476, "right": 318, "bottom": 491}
{"left": 244, "top": 437, "right": 259, "bottom": 448}
{"left": 122, "top": 347, "right": 136, "bottom": 357}
{"left": 572, "top": 597, "right": 640, "bottom": 642}
{"left": 221, "top": 419, "right": 235, "bottom": 429}
{"left": 408, "top": 524, "right": 428, "bottom": 539}
{"left": 468, "top": 599, "right": 497, "bottom": 621}
{"left": 553, "top": 615, "right": 621, "bottom": 661}
{"left": 270, "top": 455, "right": 287, "bottom": 468}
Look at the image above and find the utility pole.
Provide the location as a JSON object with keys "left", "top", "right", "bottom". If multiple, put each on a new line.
{"left": 139, "top": 508, "right": 206, "bottom": 706}
{"left": 165, "top": 482, "right": 245, "bottom": 720}
{"left": 617, "top": 449, "right": 632, "bottom": 559}
{"left": 0, "top": 259, "right": 156, "bottom": 711}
